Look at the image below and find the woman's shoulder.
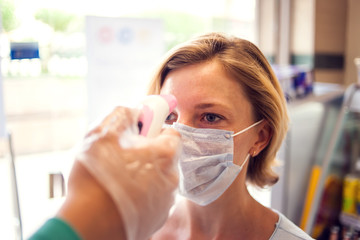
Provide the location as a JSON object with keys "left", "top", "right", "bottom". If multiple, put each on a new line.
{"left": 269, "top": 210, "right": 315, "bottom": 240}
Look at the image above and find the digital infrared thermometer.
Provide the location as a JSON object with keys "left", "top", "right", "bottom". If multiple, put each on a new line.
{"left": 138, "top": 94, "right": 177, "bottom": 137}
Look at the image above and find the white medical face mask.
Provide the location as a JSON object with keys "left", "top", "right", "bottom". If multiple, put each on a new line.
{"left": 172, "top": 120, "right": 263, "bottom": 206}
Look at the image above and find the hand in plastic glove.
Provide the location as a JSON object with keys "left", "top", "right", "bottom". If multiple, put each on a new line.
{"left": 57, "top": 107, "right": 181, "bottom": 240}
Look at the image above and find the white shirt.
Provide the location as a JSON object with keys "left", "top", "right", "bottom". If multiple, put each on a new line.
{"left": 269, "top": 211, "right": 315, "bottom": 240}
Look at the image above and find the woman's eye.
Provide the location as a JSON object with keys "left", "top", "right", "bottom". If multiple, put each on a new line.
{"left": 165, "top": 112, "right": 177, "bottom": 124}
{"left": 203, "top": 113, "right": 222, "bottom": 123}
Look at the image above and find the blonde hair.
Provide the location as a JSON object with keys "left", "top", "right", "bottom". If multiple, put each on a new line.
{"left": 148, "top": 33, "right": 289, "bottom": 188}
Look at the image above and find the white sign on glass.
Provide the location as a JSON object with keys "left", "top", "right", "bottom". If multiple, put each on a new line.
{"left": 86, "top": 16, "right": 164, "bottom": 123}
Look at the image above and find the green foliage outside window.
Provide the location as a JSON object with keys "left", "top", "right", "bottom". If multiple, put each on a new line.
{"left": 34, "top": 9, "right": 79, "bottom": 33}
{"left": 0, "top": 0, "right": 18, "bottom": 32}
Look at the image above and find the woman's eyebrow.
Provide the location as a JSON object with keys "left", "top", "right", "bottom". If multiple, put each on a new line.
{"left": 194, "top": 102, "right": 232, "bottom": 112}
{"left": 194, "top": 103, "right": 216, "bottom": 109}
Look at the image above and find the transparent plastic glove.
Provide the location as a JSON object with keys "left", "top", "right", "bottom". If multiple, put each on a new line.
{"left": 77, "top": 106, "right": 181, "bottom": 240}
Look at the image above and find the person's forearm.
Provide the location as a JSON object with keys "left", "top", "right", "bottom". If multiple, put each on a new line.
{"left": 57, "top": 161, "right": 126, "bottom": 240}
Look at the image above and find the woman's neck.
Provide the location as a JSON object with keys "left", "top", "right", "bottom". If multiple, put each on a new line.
{"left": 152, "top": 181, "right": 278, "bottom": 240}
{"left": 187, "top": 184, "right": 254, "bottom": 235}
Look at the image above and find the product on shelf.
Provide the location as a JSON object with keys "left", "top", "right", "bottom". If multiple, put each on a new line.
{"left": 342, "top": 159, "right": 360, "bottom": 217}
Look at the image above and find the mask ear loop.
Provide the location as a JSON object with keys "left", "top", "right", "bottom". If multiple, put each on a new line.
{"left": 239, "top": 153, "right": 251, "bottom": 168}
{"left": 231, "top": 119, "right": 264, "bottom": 138}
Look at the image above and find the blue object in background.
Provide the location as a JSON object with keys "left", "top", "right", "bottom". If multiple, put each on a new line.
{"left": 10, "top": 42, "right": 40, "bottom": 60}
{"left": 272, "top": 65, "right": 313, "bottom": 102}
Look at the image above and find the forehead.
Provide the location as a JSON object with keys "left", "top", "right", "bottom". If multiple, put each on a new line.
{"left": 160, "top": 60, "right": 252, "bottom": 115}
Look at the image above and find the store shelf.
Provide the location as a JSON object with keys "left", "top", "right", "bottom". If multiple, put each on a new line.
{"left": 293, "top": 84, "right": 360, "bottom": 237}
{"left": 340, "top": 213, "right": 360, "bottom": 231}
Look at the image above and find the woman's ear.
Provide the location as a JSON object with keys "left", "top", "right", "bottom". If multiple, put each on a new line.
{"left": 251, "top": 120, "right": 273, "bottom": 157}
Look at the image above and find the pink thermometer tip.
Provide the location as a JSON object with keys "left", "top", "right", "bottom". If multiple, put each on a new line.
{"left": 160, "top": 94, "right": 177, "bottom": 112}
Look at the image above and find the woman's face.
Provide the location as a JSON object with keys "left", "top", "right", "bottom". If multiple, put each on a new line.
{"left": 160, "top": 59, "right": 259, "bottom": 165}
